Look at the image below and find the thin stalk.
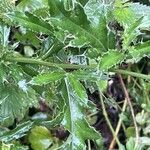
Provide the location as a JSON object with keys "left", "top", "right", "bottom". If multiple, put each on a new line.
{"left": 87, "top": 140, "right": 91, "bottom": 150}
{"left": 113, "top": 69, "right": 150, "bottom": 81}
{"left": 99, "top": 91, "right": 122, "bottom": 148}
{"left": 109, "top": 98, "right": 128, "bottom": 150}
{"left": 118, "top": 75, "right": 139, "bottom": 149}
{"left": 4, "top": 56, "right": 150, "bottom": 80}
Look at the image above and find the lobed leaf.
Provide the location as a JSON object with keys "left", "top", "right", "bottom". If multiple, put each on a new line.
{"left": 0, "top": 84, "right": 37, "bottom": 126}
{"left": 84, "top": 0, "right": 115, "bottom": 50}
{"left": 0, "top": 121, "right": 33, "bottom": 142}
{"left": 129, "top": 41, "right": 150, "bottom": 62}
{"left": 122, "top": 17, "right": 143, "bottom": 49}
{"left": 72, "top": 69, "right": 107, "bottom": 82}
{"left": 99, "top": 50, "right": 125, "bottom": 71}
{"left": 59, "top": 75, "right": 103, "bottom": 150}
{"left": 6, "top": 11, "right": 54, "bottom": 35}
{"left": 49, "top": 0, "right": 108, "bottom": 50}
{"left": 130, "top": 3, "right": 150, "bottom": 17}
{"left": 113, "top": 0, "right": 135, "bottom": 26}
{"left": 30, "top": 71, "right": 65, "bottom": 85}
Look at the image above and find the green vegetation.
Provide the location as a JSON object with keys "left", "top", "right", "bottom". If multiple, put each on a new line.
{"left": 0, "top": 0, "right": 150, "bottom": 149}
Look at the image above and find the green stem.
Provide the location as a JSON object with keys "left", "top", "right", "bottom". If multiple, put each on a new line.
{"left": 99, "top": 91, "right": 122, "bottom": 148}
{"left": 113, "top": 69, "right": 150, "bottom": 81}
{"left": 4, "top": 56, "right": 150, "bottom": 80}
{"left": 5, "top": 56, "right": 94, "bottom": 69}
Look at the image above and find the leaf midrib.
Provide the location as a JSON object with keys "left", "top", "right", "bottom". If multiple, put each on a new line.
{"left": 53, "top": 2, "right": 106, "bottom": 50}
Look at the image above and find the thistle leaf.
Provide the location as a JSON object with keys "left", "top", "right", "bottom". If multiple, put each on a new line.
{"left": 0, "top": 84, "right": 37, "bottom": 126}
{"left": 113, "top": 0, "right": 135, "bottom": 26}
{"left": 6, "top": 11, "right": 54, "bottom": 34}
{"left": 0, "top": 24, "right": 10, "bottom": 47}
{"left": 129, "top": 41, "right": 150, "bottom": 62}
{"left": 0, "top": 121, "right": 33, "bottom": 142}
{"left": 49, "top": 0, "right": 108, "bottom": 50}
{"left": 122, "top": 17, "right": 143, "bottom": 49}
{"left": 17, "top": 0, "right": 48, "bottom": 12}
{"left": 99, "top": 50, "right": 125, "bottom": 71}
{"left": 30, "top": 71, "right": 65, "bottom": 85}
{"left": 59, "top": 75, "right": 103, "bottom": 150}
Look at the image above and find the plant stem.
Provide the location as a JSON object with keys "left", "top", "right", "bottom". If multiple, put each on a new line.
{"left": 5, "top": 56, "right": 94, "bottom": 69}
{"left": 99, "top": 91, "right": 122, "bottom": 148}
{"left": 87, "top": 140, "right": 91, "bottom": 150}
{"left": 109, "top": 97, "right": 128, "bottom": 149}
{"left": 118, "top": 75, "right": 139, "bottom": 149}
{"left": 4, "top": 56, "right": 150, "bottom": 80}
{"left": 113, "top": 69, "right": 150, "bottom": 81}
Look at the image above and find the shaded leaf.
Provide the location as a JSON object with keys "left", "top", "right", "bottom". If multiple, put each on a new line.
{"left": 28, "top": 126, "right": 53, "bottom": 150}
{"left": 0, "top": 63, "right": 7, "bottom": 82}
{"left": 125, "top": 127, "right": 136, "bottom": 138}
{"left": 0, "top": 83, "right": 37, "bottom": 126}
{"left": 17, "top": 0, "right": 48, "bottom": 12}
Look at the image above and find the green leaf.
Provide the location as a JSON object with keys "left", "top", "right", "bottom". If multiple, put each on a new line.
{"left": 72, "top": 69, "right": 107, "bottom": 82}
{"left": 17, "top": 0, "right": 48, "bottom": 12}
{"left": 0, "top": 64, "right": 39, "bottom": 126}
{"left": 17, "top": 0, "right": 50, "bottom": 19}
{"left": 0, "top": 24, "right": 10, "bottom": 47}
{"left": 129, "top": 41, "right": 150, "bottom": 62}
{"left": 138, "top": 137, "right": 150, "bottom": 149}
{"left": 0, "top": 84, "right": 37, "bottom": 126}
{"left": 84, "top": 0, "right": 114, "bottom": 49}
{"left": 28, "top": 126, "right": 53, "bottom": 150}
{"left": 130, "top": 3, "right": 150, "bottom": 17}
{"left": 30, "top": 71, "right": 65, "bottom": 85}
{"left": 76, "top": 0, "right": 89, "bottom": 7}
{"left": 0, "top": 121, "right": 33, "bottom": 142}
{"left": 99, "top": 50, "right": 125, "bottom": 71}
{"left": 0, "top": 63, "right": 6, "bottom": 82}
{"left": 49, "top": 0, "right": 108, "bottom": 50}
{"left": 122, "top": 17, "right": 143, "bottom": 49}
{"left": 1, "top": 143, "right": 11, "bottom": 150}
{"left": 114, "top": 0, "right": 135, "bottom": 26}
{"left": 126, "top": 137, "right": 135, "bottom": 150}
{"left": 60, "top": 75, "right": 103, "bottom": 150}
{"left": 125, "top": 127, "right": 136, "bottom": 138}
{"left": 63, "top": 0, "right": 76, "bottom": 11}
{"left": 10, "top": 144, "right": 29, "bottom": 150}
{"left": 0, "top": 0, "right": 15, "bottom": 23}
{"left": 6, "top": 11, "right": 54, "bottom": 35}
{"left": 96, "top": 80, "right": 108, "bottom": 92}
